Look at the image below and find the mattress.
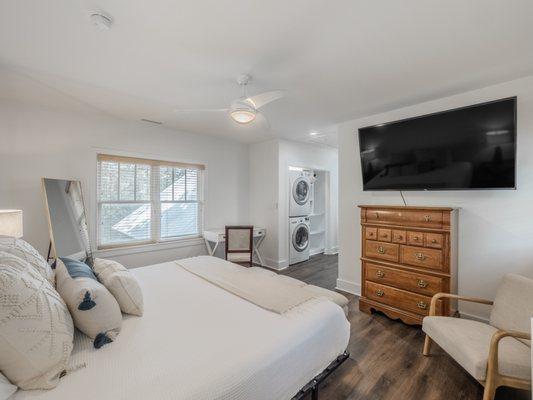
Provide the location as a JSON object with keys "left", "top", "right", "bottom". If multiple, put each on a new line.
{"left": 12, "top": 261, "right": 350, "bottom": 400}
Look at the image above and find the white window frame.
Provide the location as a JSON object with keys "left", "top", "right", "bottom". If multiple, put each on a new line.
{"left": 96, "top": 154, "right": 205, "bottom": 250}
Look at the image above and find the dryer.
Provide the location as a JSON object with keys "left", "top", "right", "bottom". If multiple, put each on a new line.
{"left": 289, "top": 216, "right": 310, "bottom": 265}
{"left": 289, "top": 170, "right": 313, "bottom": 217}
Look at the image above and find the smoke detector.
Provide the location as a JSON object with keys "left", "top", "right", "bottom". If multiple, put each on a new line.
{"left": 90, "top": 12, "right": 113, "bottom": 30}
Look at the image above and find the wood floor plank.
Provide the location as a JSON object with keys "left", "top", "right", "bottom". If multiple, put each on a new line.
{"left": 275, "top": 254, "right": 531, "bottom": 400}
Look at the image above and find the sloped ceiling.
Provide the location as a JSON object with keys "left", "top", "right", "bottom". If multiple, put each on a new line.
{"left": 1, "top": 0, "right": 532, "bottom": 144}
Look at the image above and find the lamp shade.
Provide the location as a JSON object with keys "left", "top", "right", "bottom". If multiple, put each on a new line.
{"left": 0, "top": 210, "right": 23, "bottom": 238}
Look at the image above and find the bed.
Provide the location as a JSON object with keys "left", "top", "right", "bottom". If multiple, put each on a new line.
{"left": 12, "top": 260, "right": 350, "bottom": 400}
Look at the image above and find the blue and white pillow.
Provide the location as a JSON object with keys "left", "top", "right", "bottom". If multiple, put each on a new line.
{"left": 55, "top": 258, "right": 122, "bottom": 349}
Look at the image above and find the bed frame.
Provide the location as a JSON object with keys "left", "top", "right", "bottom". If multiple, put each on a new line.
{"left": 291, "top": 351, "right": 349, "bottom": 400}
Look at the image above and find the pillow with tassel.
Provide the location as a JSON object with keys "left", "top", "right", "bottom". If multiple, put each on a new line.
{"left": 55, "top": 258, "right": 122, "bottom": 349}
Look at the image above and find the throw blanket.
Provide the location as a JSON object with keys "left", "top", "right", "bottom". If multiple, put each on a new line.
{"left": 175, "top": 256, "right": 316, "bottom": 314}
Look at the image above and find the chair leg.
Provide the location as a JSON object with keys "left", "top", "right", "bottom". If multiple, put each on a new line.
{"left": 423, "top": 335, "right": 432, "bottom": 356}
{"left": 482, "top": 380, "right": 497, "bottom": 400}
{"left": 483, "top": 358, "right": 499, "bottom": 400}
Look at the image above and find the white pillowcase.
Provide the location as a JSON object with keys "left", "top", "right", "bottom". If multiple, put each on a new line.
{"left": 0, "top": 237, "right": 55, "bottom": 285}
{"left": 55, "top": 258, "right": 122, "bottom": 348}
{"left": 93, "top": 258, "right": 144, "bottom": 316}
{"left": 0, "top": 252, "right": 73, "bottom": 390}
{"left": 0, "top": 372, "right": 17, "bottom": 400}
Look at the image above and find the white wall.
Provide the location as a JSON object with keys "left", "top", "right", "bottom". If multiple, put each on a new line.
{"left": 0, "top": 98, "right": 249, "bottom": 268}
{"left": 337, "top": 76, "right": 533, "bottom": 320}
{"left": 248, "top": 139, "right": 280, "bottom": 266}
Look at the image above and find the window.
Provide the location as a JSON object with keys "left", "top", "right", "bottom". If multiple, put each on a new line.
{"left": 97, "top": 154, "right": 204, "bottom": 249}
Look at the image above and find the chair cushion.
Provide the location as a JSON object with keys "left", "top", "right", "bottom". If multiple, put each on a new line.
{"left": 0, "top": 237, "right": 54, "bottom": 285}
{"left": 0, "top": 372, "right": 17, "bottom": 400}
{"left": 490, "top": 273, "right": 533, "bottom": 345}
{"left": 93, "top": 258, "right": 144, "bottom": 316}
{"left": 0, "top": 252, "right": 73, "bottom": 390}
{"left": 423, "top": 316, "right": 531, "bottom": 381}
{"left": 55, "top": 258, "right": 122, "bottom": 348}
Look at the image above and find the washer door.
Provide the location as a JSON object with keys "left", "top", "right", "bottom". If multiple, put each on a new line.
{"left": 292, "top": 178, "right": 310, "bottom": 205}
{"left": 292, "top": 224, "right": 309, "bottom": 252}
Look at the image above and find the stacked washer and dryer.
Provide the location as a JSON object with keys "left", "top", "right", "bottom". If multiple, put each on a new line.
{"left": 289, "top": 169, "right": 314, "bottom": 265}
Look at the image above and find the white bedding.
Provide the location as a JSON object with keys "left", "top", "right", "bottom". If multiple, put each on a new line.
{"left": 12, "top": 261, "right": 350, "bottom": 400}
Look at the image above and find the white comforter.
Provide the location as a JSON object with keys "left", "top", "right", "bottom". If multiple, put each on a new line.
{"left": 13, "top": 260, "right": 350, "bottom": 400}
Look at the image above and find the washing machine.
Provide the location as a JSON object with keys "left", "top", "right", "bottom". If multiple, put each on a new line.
{"left": 289, "top": 170, "right": 313, "bottom": 217}
{"left": 289, "top": 216, "right": 310, "bottom": 265}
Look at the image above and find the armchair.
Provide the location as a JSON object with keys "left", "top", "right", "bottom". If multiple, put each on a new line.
{"left": 422, "top": 274, "right": 532, "bottom": 400}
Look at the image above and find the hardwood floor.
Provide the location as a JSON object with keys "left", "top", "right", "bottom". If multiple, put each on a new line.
{"left": 279, "top": 254, "right": 531, "bottom": 400}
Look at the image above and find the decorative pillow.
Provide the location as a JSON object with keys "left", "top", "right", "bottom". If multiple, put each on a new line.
{"left": 55, "top": 258, "right": 122, "bottom": 348}
{"left": 93, "top": 258, "right": 144, "bottom": 316}
{"left": 0, "top": 252, "right": 73, "bottom": 390}
{"left": 0, "top": 372, "right": 17, "bottom": 400}
{"left": 0, "top": 237, "right": 54, "bottom": 285}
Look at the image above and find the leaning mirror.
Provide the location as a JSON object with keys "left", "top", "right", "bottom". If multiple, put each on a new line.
{"left": 42, "top": 178, "right": 93, "bottom": 266}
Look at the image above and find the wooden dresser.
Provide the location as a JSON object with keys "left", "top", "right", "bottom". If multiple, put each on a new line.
{"left": 359, "top": 205, "right": 457, "bottom": 325}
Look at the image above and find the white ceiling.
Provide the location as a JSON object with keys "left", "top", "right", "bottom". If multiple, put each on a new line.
{"left": 1, "top": 0, "right": 532, "bottom": 145}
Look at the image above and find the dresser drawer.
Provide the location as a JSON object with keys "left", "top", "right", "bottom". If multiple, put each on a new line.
{"left": 365, "top": 227, "right": 377, "bottom": 240}
{"left": 377, "top": 228, "right": 392, "bottom": 242}
{"left": 365, "top": 281, "right": 440, "bottom": 316}
{"left": 364, "top": 209, "right": 443, "bottom": 229}
{"left": 425, "top": 233, "right": 444, "bottom": 249}
{"left": 364, "top": 262, "right": 444, "bottom": 296}
{"left": 407, "top": 231, "right": 424, "bottom": 246}
{"left": 364, "top": 241, "right": 399, "bottom": 263}
{"left": 400, "top": 246, "right": 443, "bottom": 270}
{"left": 401, "top": 210, "right": 443, "bottom": 228}
{"left": 392, "top": 230, "right": 406, "bottom": 244}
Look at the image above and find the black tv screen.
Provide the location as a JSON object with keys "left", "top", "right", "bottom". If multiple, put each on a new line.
{"left": 358, "top": 97, "right": 517, "bottom": 191}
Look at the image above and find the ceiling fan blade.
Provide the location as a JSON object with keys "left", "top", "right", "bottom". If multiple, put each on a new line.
{"left": 246, "top": 90, "right": 285, "bottom": 109}
{"left": 175, "top": 108, "right": 228, "bottom": 113}
{"left": 254, "top": 112, "right": 271, "bottom": 130}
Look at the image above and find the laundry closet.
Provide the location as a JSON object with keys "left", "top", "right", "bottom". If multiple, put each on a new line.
{"left": 288, "top": 167, "right": 329, "bottom": 265}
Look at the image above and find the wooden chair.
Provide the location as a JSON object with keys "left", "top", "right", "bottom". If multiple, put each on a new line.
{"left": 225, "top": 226, "right": 253, "bottom": 267}
{"left": 422, "top": 274, "right": 532, "bottom": 400}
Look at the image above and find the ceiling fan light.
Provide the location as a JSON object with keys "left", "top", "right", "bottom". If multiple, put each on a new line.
{"left": 230, "top": 109, "right": 256, "bottom": 124}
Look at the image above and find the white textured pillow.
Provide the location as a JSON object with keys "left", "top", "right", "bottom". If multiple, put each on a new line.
{"left": 0, "top": 252, "right": 73, "bottom": 390}
{"left": 0, "top": 372, "right": 17, "bottom": 400}
{"left": 55, "top": 258, "right": 122, "bottom": 348}
{"left": 93, "top": 258, "right": 144, "bottom": 316}
{"left": 0, "top": 237, "right": 54, "bottom": 285}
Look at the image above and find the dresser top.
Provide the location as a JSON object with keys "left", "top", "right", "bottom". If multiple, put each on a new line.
{"left": 358, "top": 205, "right": 455, "bottom": 211}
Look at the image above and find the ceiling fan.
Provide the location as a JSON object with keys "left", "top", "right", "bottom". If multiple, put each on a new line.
{"left": 175, "top": 74, "right": 285, "bottom": 125}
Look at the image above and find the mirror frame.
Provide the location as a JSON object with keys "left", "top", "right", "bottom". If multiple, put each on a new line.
{"left": 41, "top": 178, "right": 93, "bottom": 263}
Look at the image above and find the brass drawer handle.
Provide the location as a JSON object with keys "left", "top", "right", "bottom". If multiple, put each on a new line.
{"left": 377, "top": 246, "right": 386, "bottom": 254}
{"left": 431, "top": 239, "right": 437, "bottom": 244}
{"left": 396, "top": 235, "right": 403, "bottom": 240}
{"left": 376, "top": 290, "right": 384, "bottom": 297}
{"left": 368, "top": 232, "right": 374, "bottom": 236}
{"left": 415, "top": 252, "right": 426, "bottom": 261}
{"left": 417, "top": 301, "right": 428, "bottom": 310}
{"left": 424, "top": 215, "right": 431, "bottom": 222}
{"left": 376, "top": 270, "right": 385, "bottom": 278}
{"left": 417, "top": 279, "right": 428, "bottom": 288}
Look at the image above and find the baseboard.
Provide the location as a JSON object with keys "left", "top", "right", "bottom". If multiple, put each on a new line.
{"left": 324, "top": 246, "right": 338, "bottom": 255}
{"left": 336, "top": 278, "right": 361, "bottom": 296}
{"left": 262, "top": 256, "right": 289, "bottom": 271}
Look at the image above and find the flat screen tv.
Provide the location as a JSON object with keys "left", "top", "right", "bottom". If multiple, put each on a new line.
{"left": 358, "top": 97, "right": 517, "bottom": 191}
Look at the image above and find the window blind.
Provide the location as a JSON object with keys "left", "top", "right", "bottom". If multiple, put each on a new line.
{"left": 97, "top": 154, "right": 204, "bottom": 249}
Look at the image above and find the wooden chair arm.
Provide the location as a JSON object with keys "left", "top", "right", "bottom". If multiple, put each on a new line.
{"left": 428, "top": 293, "right": 494, "bottom": 316}
{"left": 487, "top": 329, "right": 531, "bottom": 381}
